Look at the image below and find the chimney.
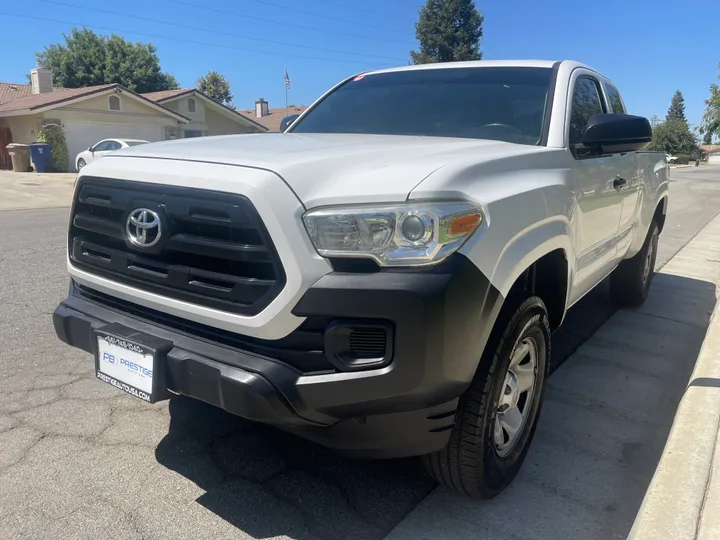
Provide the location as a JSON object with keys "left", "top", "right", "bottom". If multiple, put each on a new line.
{"left": 31, "top": 68, "right": 53, "bottom": 94}
{"left": 255, "top": 98, "right": 269, "bottom": 118}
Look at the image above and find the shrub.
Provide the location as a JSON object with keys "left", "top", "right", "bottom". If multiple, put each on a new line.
{"left": 36, "top": 123, "right": 69, "bottom": 172}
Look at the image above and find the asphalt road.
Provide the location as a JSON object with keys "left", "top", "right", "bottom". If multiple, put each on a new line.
{"left": 0, "top": 166, "right": 718, "bottom": 540}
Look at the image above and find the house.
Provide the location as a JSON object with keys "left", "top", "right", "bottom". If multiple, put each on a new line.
{"left": 699, "top": 144, "right": 720, "bottom": 164}
{"left": 143, "top": 88, "right": 267, "bottom": 139}
{"left": 239, "top": 99, "right": 308, "bottom": 132}
{"left": 0, "top": 68, "right": 268, "bottom": 171}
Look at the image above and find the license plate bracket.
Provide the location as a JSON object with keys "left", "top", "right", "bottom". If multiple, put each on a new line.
{"left": 94, "top": 323, "right": 173, "bottom": 403}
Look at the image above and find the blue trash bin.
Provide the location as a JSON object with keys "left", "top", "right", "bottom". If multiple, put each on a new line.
{"left": 30, "top": 143, "right": 52, "bottom": 173}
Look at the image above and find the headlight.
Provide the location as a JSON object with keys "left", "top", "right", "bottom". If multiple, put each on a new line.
{"left": 303, "top": 202, "right": 483, "bottom": 267}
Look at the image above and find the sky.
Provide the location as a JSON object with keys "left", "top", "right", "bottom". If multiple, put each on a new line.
{"left": 0, "top": 0, "right": 718, "bottom": 127}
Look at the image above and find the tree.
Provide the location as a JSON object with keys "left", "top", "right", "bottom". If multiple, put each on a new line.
{"left": 35, "top": 28, "right": 179, "bottom": 93}
{"left": 410, "top": 0, "right": 483, "bottom": 65}
{"left": 666, "top": 90, "right": 687, "bottom": 122}
{"left": 703, "top": 130, "right": 714, "bottom": 145}
{"left": 701, "top": 73, "right": 720, "bottom": 141}
{"left": 648, "top": 118, "right": 698, "bottom": 155}
{"left": 196, "top": 71, "right": 233, "bottom": 108}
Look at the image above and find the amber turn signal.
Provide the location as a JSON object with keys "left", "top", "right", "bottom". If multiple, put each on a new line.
{"left": 449, "top": 213, "right": 482, "bottom": 236}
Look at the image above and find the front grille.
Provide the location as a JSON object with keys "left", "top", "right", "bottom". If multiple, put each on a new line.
{"left": 75, "top": 284, "right": 334, "bottom": 374}
{"left": 69, "top": 177, "right": 286, "bottom": 315}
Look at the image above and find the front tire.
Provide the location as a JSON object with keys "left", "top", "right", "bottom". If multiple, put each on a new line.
{"left": 610, "top": 221, "right": 659, "bottom": 307}
{"left": 423, "top": 296, "right": 550, "bottom": 498}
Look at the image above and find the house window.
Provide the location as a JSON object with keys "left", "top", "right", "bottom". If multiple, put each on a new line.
{"left": 188, "top": 97, "right": 196, "bottom": 113}
{"left": 108, "top": 95, "right": 121, "bottom": 111}
{"left": 183, "top": 130, "right": 203, "bottom": 138}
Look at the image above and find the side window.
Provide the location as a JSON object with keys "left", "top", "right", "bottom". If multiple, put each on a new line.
{"left": 109, "top": 141, "right": 122, "bottom": 150}
{"left": 108, "top": 95, "right": 121, "bottom": 111}
{"left": 603, "top": 82, "right": 626, "bottom": 114}
{"left": 569, "top": 77, "right": 605, "bottom": 146}
{"left": 93, "top": 141, "right": 109, "bottom": 151}
{"left": 188, "top": 97, "right": 196, "bottom": 113}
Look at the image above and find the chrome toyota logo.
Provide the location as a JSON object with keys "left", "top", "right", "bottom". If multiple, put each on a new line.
{"left": 126, "top": 208, "right": 162, "bottom": 248}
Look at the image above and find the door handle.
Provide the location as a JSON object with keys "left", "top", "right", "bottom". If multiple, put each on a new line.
{"left": 613, "top": 177, "right": 627, "bottom": 188}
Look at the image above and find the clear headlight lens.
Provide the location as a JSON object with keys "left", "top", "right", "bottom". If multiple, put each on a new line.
{"left": 303, "top": 202, "right": 483, "bottom": 267}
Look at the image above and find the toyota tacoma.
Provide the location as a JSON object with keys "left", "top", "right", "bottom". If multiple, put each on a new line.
{"left": 53, "top": 60, "right": 668, "bottom": 498}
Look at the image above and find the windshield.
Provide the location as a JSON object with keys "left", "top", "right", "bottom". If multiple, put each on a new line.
{"left": 290, "top": 67, "right": 553, "bottom": 145}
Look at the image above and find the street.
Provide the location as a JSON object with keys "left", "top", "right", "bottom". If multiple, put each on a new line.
{"left": 0, "top": 166, "right": 719, "bottom": 540}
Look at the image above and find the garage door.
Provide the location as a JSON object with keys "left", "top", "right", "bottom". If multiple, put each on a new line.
{"left": 64, "top": 122, "right": 164, "bottom": 170}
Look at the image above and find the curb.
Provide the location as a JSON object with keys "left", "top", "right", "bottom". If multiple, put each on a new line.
{"left": 628, "top": 281, "right": 720, "bottom": 537}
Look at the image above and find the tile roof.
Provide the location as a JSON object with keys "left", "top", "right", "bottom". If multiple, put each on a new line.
{"left": 0, "top": 82, "right": 35, "bottom": 105}
{"left": 239, "top": 106, "right": 308, "bottom": 132}
{"left": 142, "top": 89, "right": 194, "bottom": 102}
{"left": 0, "top": 84, "right": 115, "bottom": 112}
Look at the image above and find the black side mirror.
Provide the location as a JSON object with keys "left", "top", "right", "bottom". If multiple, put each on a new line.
{"left": 582, "top": 114, "right": 652, "bottom": 155}
{"left": 280, "top": 114, "right": 300, "bottom": 132}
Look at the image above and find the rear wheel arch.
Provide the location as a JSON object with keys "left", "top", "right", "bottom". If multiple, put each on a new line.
{"left": 654, "top": 196, "right": 668, "bottom": 232}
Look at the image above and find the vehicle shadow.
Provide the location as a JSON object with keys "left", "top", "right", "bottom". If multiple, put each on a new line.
{"left": 155, "top": 273, "right": 715, "bottom": 540}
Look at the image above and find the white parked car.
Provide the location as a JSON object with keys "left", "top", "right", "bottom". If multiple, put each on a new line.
{"left": 75, "top": 138, "right": 149, "bottom": 171}
{"left": 665, "top": 154, "right": 678, "bottom": 164}
{"left": 55, "top": 60, "right": 667, "bottom": 498}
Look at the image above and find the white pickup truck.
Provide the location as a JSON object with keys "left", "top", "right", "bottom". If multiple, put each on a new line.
{"left": 54, "top": 60, "right": 668, "bottom": 498}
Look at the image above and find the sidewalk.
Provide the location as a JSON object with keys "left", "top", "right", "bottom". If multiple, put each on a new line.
{"left": 387, "top": 215, "right": 720, "bottom": 540}
{"left": 0, "top": 171, "right": 75, "bottom": 211}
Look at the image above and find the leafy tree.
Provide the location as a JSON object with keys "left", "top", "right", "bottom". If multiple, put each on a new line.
{"left": 666, "top": 90, "right": 687, "bottom": 122}
{"left": 703, "top": 130, "right": 714, "bottom": 145}
{"left": 410, "top": 0, "right": 483, "bottom": 64}
{"left": 36, "top": 28, "right": 178, "bottom": 93}
{"left": 701, "top": 67, "right": 720, "bottom": 141}
{"left": 196, "top": 71, "right": 233, "bottom": 108}
{"left": 648, "top": 118, "right": 698, "bottom": 155}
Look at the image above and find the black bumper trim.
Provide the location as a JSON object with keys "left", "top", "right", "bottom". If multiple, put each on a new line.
{"left": 54, "top": 254, "right": 504, "bottom": 457}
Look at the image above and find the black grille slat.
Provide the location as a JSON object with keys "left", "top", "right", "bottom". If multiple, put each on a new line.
{"left": 73, "top": 214, "right": 125, "bottom": 239}
{"left": 69, "top": 178, "right": 286, "bottom": 315}
{"left": 166, "top": 234, "right": 270, "bottom": 263}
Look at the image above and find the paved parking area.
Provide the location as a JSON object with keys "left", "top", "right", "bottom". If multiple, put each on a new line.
{"left": 0, "top": 167, "right": 719, "bottom": 539}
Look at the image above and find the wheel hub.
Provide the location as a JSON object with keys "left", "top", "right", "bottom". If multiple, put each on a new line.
{"left": 494, "top": 336, "right": 538, "bottom": 457}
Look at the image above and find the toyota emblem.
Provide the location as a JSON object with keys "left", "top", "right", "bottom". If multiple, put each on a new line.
{"left": 126, "top": 208, "right": 162, "bottom": 248}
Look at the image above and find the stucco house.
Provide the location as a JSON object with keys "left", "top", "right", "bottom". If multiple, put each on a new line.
{"left": 0, "top": 68, "right": 267, "bottom": 171}
{"left": 143, "top": 88, "right": 265, "bottom": 138}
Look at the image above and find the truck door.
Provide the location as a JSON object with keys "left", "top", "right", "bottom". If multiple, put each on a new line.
{"left": 601, "top": 80, "right": 641, "bottom": 258}
{"left": 566, "top": 74, "right": 624, "bottom": 305}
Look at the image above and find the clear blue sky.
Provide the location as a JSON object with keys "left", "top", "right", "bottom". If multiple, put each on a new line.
{"left": 1, "top": 0, "right": 717, "bottom": 126}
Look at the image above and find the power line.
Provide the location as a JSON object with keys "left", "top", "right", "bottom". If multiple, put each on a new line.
{"left": 242, "top": 0, "right": 410, "bottom": 34}
{"left": 38, "top": 0, "right": 407, "bottom": 62}
{"left": 0, "top": 11, "right": 397, "bottom": 67}
{"left": 164, "top": 0, "right": 412, "bottom": 46}
{"left": 310, "top": 0, "right": 407, "bottom": 20}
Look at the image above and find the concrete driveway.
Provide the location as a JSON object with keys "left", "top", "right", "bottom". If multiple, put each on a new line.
{"left": 0, "top": 170, "right": 75, "bottom": 211}
{"left": 0, "top": 166, "right": 719, "bottom": 539}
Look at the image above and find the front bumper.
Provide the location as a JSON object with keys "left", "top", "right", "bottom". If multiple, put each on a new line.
{"left": 53, "top": 255, "right": 503, "bottom": 458}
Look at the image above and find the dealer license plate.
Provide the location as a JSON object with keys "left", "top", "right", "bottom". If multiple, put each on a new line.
{"left": 96, "top": 334, "right": 156, "bottom": 402}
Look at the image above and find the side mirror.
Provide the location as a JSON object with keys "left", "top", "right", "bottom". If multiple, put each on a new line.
{"left": 582, "top": 114, "right": 652, "bottom": 155}
{"left": 88, "top": 147, "right": 93, "bottom": 151}
{"left": 280, "top": 114, "right": 300, "bottom": 132}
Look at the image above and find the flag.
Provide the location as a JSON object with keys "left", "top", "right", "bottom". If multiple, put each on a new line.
{"left": 284, "top": 68, "right": 290, "bottom": 90}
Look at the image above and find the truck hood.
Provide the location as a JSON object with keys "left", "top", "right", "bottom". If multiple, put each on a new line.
{"left": 109, "top": 133, "right": 546, "bottom": 208}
